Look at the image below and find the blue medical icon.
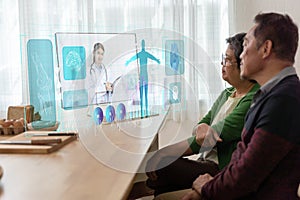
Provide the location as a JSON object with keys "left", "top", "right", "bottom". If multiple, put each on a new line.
{"left": 27, "top": 39, "right": 56, "bottom": 122}
{"left": 105, "top": 105, "right": 115, "bottom": 123}
{"left": 165, "top": 40, "right": 184, "bottom": 75}
{"left": 62, "top": 46, "right": 86, "bottom": 80}
{"left": 93, "top": 107, "right": 104, "bottom": 125}
{"left": 116, "top": 103, "right": 126, "bottom": 121}
{"left": 169, "top": 82, "right": 181, "bottom": 104}
{"left": 125, "top": 39, "right": 160, "bottom": 117}
{"left": 170, "top": 43, "right": 180, "bottom": 71}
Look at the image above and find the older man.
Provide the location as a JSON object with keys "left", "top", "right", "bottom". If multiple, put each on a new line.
{"left": 156, "top": 12, "right": 300, "bottom": 200}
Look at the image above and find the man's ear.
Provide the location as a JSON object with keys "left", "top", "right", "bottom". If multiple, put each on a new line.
{"left": 261, "top": 40, "right": 273, "bottom": 59}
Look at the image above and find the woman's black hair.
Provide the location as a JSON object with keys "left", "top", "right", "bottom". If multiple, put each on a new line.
{"left": 226, "top": 32, "right": 246, "bottom": 69}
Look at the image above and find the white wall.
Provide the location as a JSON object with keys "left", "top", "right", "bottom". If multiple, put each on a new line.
{"left": 229, "top": 0, "right": 300, "bottom": 74}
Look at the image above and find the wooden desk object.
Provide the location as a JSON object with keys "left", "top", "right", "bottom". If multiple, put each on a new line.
{"left": 0, "top": 132, "right": 77, "bottom": 154}
{"left": 0, "top": 113, "right": 167, "bottom": 200}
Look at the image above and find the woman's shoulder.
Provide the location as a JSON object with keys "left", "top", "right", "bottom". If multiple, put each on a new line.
{"left": 247, "top": 83, "right": 260, "bottom": 95}
{"left": 214, "top": 87, "right": 235, "bottom": 101}
{"left": 225, "top": 87, "right": 235, "bottom": 92}
{"left": 242, "top": 83, "right": 260, "bottom": 100}
{"left": 223, "top": 87, "right": 235, "bottom": 96}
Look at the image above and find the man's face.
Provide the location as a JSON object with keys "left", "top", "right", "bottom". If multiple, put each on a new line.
{"left": 240, "top": 25, "right": 263, "bottom": 80}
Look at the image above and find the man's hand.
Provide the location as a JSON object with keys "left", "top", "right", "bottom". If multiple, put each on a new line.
{"left": 192, "top": 173, "right": 214, "bottom": 194}
{"left": 181, "top": 173, "right": 213, "bottom": 200}
{"left": 194, "top": 124, "right": 222, "bottom": 148}
{"left": 181, "top": 189, "right": 201, "bottom": 200}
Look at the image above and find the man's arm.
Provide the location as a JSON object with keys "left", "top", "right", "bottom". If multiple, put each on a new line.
{"left": 201, "top": 95, "right": 299, "bottom": 199}
{"left": 201, "top": 128, "right": 294, "bottom": 199}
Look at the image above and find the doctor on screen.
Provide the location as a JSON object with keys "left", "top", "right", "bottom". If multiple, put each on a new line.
{"left": 86, "top": 42, "right": 113, "bottom": 104}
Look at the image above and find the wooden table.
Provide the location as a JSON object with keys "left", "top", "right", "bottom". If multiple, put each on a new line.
{"left": 0, "top": 113, "right": 168, "bottom": 200}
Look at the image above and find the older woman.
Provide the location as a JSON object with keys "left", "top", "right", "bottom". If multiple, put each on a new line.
{"left": 141, "top": 33, "right": 260, "bottom": 198}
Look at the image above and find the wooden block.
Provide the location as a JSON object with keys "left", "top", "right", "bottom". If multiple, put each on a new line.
{"left": 7, "top": 105, "right": 34, "bottom": 123}
{"left": 0, "top": 131, "right": 77, "bottom": 154}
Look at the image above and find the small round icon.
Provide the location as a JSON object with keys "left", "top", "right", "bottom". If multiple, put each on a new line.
{"left": 93, "top": 107, "right": 104, "bottom": 125}
{"left": 105, "top": 105, "right": 115, "bottom": 123}
{"left": 116, "top": 103, "right": 126, "bottom": 121}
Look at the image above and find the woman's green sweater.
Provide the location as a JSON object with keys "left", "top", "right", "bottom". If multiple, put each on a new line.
{"left": 188, "top": 83, "right": 260, "bottom": 169}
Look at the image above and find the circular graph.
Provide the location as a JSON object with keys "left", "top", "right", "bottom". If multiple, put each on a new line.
{"left": 116, "top": 103, "right": 126, "bottom": 121}
{"left": 93, "top": 107, "right": 104, "bottom": 125}
{"left": 105, "top": 105, "right": 115, "bottom": 123}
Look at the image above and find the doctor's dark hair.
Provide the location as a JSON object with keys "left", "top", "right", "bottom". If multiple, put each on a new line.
{"left": 90, "top": 42, "right": 106, "bottom": 75}
{"left": 254, "top": 12, "right": 298, "bottom": 63}
{"left": 226, "top": 32, "right": 246, "bottom": 69}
